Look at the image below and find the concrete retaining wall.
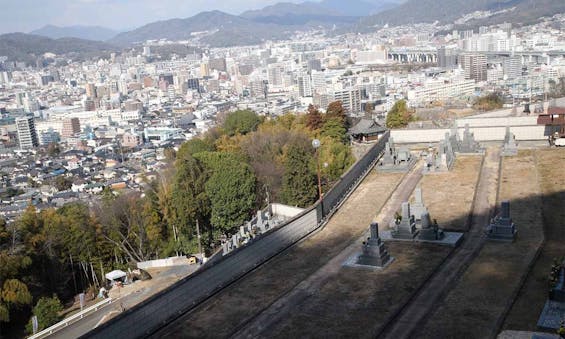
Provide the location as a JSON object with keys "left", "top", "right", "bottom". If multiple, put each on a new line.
{"left": 84, "top": 132, "right": 390, "bottom": 339}
{"left": 391, "top": 125, "right": 546, "bottom": 143}
{"left": 137, "top": 257, "right": 188, "bottom": 270}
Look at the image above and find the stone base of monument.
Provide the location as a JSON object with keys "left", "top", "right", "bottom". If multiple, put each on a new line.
{"left": 376, "top": 157, "right": 417, "bottom": 173}
{"left": 343, "top": 253, "right": 395, "bottom": 270}
{"left": 537, "top": 299, "right": 565, "bottom": 330}
{"left": 455, "top": 150, "right": 485, "bottom": 156}
{"left": 501, "top": 147, "right": 518, "bottom": 157}
{"left": 485, "top": 227, "right": 517, "bottom": 242}
{"left": 380, "top": 230, "right": 464, "bottom": 247}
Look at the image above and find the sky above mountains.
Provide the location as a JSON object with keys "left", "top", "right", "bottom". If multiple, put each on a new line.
{"left": 0, "top": 0, "right": 306, "bottom": 34}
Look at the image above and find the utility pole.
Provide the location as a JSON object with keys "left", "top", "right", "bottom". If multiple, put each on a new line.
{"left": 196, "top": 219, "right": 203, "bottom": 263}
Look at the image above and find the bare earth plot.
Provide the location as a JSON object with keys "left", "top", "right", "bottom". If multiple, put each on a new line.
{"left": 418, "top": 150, "right": 544, "bottom": 339}
{"left": 418, "top": 156, "right": 482, "bottom": 231}
{"left": 258, "top": 242, "right": 451, "bottom": 338}
{"left": 502, "top": 148, "right": 565, "bottom": 332}
{"left": 153, "top": 170, "right": 404, "bottom": 338}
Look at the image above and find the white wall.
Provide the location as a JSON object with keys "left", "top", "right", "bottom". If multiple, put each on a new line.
{"left": 391, "top": 116, "right": 547, "bottom": 143}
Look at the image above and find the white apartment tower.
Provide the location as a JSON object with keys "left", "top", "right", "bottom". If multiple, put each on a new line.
{"left": 16, "top": 116, "right": 39, "bottom": 149}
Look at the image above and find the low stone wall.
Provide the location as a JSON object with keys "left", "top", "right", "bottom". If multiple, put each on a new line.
{"left": 136, "top": 257, "right": 189, "bottom": 270}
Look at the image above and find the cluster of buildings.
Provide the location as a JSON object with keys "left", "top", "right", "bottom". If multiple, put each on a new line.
{"left": 0, "top": 13, "right": 564, "bottom": 221}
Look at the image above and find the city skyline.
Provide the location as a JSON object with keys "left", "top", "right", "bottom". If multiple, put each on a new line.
{"left": 0, "top": 0, "right": 308, "bottom": 34}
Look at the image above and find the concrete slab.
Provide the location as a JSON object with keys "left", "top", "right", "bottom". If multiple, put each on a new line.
{"left": 342, "top": 254, "right": 395, "bottom": 270}
{"left": 380, "top": 230, "right": 464, "bottom": 247}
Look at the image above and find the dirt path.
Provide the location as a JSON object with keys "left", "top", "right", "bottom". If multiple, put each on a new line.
{"left": 231, "top": 162, "right": 424, "bottom": 338}
{"left": 381, "top": 148, "right": 500, "bottom": 339}
{"left": 416, "top": 149, "right": 544, "bottom": 339}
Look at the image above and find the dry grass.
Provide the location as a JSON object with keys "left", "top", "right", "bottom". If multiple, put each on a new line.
{"left": 418, "top": 150, "right": 544, "bottom": 339}
{"left": 267, "top": 243, "right": 451, "bottom": 338}
{"left": 502, "top": 148, "right": 565, "bottom": 332}
{"left": 417, "top": 156, "right": 483, "bottom": 231}
{"left": 160, "top": 171, "right": 405, "bottom": 338}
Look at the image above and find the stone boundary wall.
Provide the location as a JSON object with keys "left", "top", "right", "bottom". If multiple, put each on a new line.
{"left": 84, "top": 132, "right": 390, "bottom": 339}
{"left": 391, "top": 125, "right": 546, "bottom": 143}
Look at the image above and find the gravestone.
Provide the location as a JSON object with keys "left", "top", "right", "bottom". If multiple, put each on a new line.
{"left": 381, "top": 141, "right": 396, "bottom": 166}
{"left": 378, "top": 137, "right": 416, "bottom": 172}
{"left": 356, "top": 222, "right": 392, "bottom": 268}
{"left": 418, "top": 212, "right": 445, "bottom": 241}
{"left": 222, "top": 242, "right": 229, "bottom": 255}
{"left": 391, "top": 202, "right": 418, "bottom": 239}
{"left": 502, "top": 126, "right": 518, "bottom": 156}
{"left": 411, "top": 187, "right": 428, "bottom": 221}
{"left": 486, "top": 200, "right": 517, "bottom": 241}
{"left": 459, "top": 124, "right": 481, "bottom": 153}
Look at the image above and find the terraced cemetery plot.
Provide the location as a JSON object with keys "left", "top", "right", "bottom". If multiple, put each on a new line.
{"left": 417, "top": 155, "right": 483, "bottom": 231}
{"left": 265, "top": 242, "right": 452, "bottom": 338}
{"left": 156, "top": 171, "right": 404, "bottom": 338}
{"left": 418, "top": 150, "right": 544, "bottom": 339}
{"left": 502, "top": 148, "right": 565, "bottom": 333}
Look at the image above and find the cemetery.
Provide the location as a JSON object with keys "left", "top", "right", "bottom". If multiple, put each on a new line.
{"left": 155, "top": 145, "right": 565, "bottom": 339}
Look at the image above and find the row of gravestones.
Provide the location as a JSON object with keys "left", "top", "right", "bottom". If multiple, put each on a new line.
{"left": 378, "top": 137, "right": 416, "bottom": 172}
{"left": 355, "top": 187, "right": 517, "bottom": 269}
{"left": 221, "top": 210, "right": 280, "bottom": 256}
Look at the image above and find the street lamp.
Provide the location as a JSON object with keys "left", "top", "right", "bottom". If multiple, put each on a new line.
{"left": 312, "top": 139, "right": 322, "bottom": 200}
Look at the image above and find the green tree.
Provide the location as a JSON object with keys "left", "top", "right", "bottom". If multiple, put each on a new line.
{"left": 320, "top": 118, "right": 348, "bottom": 143}
{"left": 223, "top": 110, "right": 261, "bottom": 136}
{"left": 53, "top": 176, "right": 72, "bottom": 191}
{"left": 170, "top": 155, "right": 210, "bottom": 252}
{"left": 386, "top": 100, "right": 414, "bottom": 128}
{"left": 198, "top": 152, "right": 256, "bottom": 235}
{"left": 176, "top": 138, "right": 215, "bottom": 160}
{"left": 281, "top": 144, "right": 318, "bottom": 207}
{"left": 26, "top": 296, "right": 63, "bottom": 333}
{"left": 473, "top": 92, "right": 504, "bottom": 111}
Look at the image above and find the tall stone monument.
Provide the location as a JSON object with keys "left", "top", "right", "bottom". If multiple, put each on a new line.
{"left": 356, "top": 222, "right": 392, "bottom": 268}
{"left": 418, "top": 212, "right": 445, "bottom": 241}
{"left": 486, "top": 200, "right": 517, "bottom": 241}
{"left": 459, "top": 124, "right": 481, "bottom": 153}
{"left": 411, "top": 187, "right": 428, "bottom": 221}
{"left": 391, "top": 202, "right": 419, "bottom": 239}
{"left": 502, "top": 126, "right": 518, "bottom": 156}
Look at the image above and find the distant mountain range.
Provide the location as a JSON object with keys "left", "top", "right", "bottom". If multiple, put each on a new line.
{"left": 109, "top": 10, "right": 300, "bottom": 47}
{"left": 0, "top": 33, "right": 116, "bottom": 64}
{"left": 1, "top": 0, "right": 564, "bottom": 64}
{"left": 359, "top": 0, "right": 565, "bottom": 28}
{"left": 30, "top": 25, "right": 119, "bottom": 41}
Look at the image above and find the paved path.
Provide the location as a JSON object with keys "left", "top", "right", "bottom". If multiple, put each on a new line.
{"left": 381, "top": 148, "right": 501, "bottom": 339}
{"left": 231, "top": 163, "right": 424, "bottom": 338}
{"left": 53, "top": 265, "right": 197, "bottom": 339}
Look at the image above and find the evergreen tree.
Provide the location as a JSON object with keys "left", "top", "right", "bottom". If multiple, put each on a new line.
{"left": 223, "top": 110, "right": 261, "bottom": 136}
{"left": 281, "top": 144, "right": 318, "bottom": 207}
{"left": 386, "top": 100, "right": 413, "bottom": 128}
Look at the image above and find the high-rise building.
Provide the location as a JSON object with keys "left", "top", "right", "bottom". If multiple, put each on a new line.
{"left": 85, "top": 83, "right": 97, "bottom": 98}
{"left": 297, "top": 75, "right": 313, "bottom": 97}
{"left": 438, "top": 47, "right": 458, "bottom": 69}
{"left": 16, "top": 116, "right": 39, "bottom": 149}
{"left": 460, "top": 53, "right": 487, "bottom": 82}
{"left": 503, "top": 56, "right": 522, "bottom": 80}
{"left": 62, "top": 118, "right": 81, "bottom": 138}
{"left": 187, "top": 78, "right": 201, "bottom": 93}
{"left": 307, "top": 59, "right": 322, "bottom": 73}
{"left": 333, "top": 88, "right": 362, "bottom": 114}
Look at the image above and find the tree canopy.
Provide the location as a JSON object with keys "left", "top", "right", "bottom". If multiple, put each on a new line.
{"left": 223, "top": 110, "right": 261, "bottom": 136}
{"left": 386, "top": 100, "right": 414, "bottom": 128}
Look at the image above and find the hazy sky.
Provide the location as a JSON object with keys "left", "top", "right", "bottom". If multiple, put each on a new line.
{"left": 0, "top": 0, "right": 308, "bottom": 34}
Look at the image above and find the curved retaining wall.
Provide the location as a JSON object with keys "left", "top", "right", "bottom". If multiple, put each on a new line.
{"left": 84, "top": 131, "right": 390, "bottom": 339}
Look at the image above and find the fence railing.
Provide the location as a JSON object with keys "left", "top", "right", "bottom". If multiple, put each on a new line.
{"left": 28, "top": 298, "right": 113, "bottom": 339}
{"left": 84, "top": 131, "right": 390, "bottom": 339}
